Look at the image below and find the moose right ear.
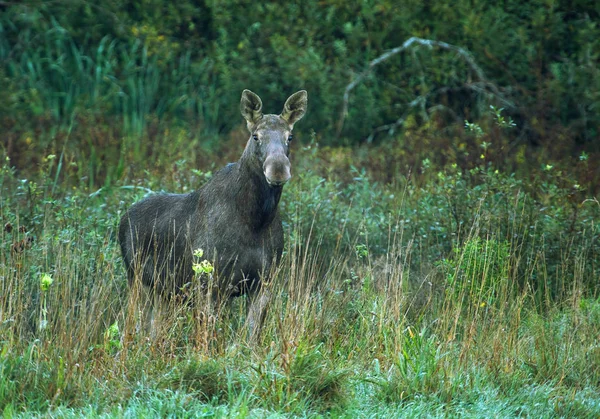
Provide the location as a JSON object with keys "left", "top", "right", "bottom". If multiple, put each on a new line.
{"left": 280, "top": 90, "right": 308, "bottom": 127}
{"left": 240, "top": 90, "right": 263, "bottom": 130}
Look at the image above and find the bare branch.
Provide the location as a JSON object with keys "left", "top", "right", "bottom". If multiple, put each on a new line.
{"left": 365, "top": 96, "right": 424, "bottom": 143}
{"left": 337, "top": 36, "right": 511, "bottom": 137}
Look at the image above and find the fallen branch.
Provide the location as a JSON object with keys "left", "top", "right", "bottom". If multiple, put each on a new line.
{"left": 365, "top": 81, "right": 501, "bottom": 143}
{"left": 337, "top": 36, "right": 511, "bottom": 137}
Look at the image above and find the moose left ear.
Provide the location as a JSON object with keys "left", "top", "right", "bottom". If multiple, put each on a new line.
{"left": 241, "top": 89, "right": 264, "bottom": 130}
{"left": 280, "top": 90, "right": 308, "bottom": 127}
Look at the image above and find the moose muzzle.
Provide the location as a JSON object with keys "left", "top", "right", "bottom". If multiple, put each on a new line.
{"left": 263, "top": 154, "right": 291, "bottom": 187}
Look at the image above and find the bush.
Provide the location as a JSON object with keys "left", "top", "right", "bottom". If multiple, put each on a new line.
{"left": 1, "top": 0, "right": 599, "bottom": 180}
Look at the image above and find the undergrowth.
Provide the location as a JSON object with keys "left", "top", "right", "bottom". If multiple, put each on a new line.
{"left": 0, "top": 150, "right": 599, "bottom": 417}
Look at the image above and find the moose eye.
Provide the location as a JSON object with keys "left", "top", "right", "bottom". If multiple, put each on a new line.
{"left": 287, "top": 135, "right": 293, "bottom": 143}
{"left": 252, "top": 134, "right": 259, "bottom": 142}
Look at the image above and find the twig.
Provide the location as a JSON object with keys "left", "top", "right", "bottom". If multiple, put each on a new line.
{"left": 365, "top": 96, "right": 423, "bottom": 143}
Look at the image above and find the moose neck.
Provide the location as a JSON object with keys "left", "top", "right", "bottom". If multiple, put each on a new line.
{"left": 236, "top": 148, "right": 283, "bottom": 231}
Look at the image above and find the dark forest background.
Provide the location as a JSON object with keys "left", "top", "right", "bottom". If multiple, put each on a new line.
{"left": 1, "top": 0, "right": 598, "bottom": 188}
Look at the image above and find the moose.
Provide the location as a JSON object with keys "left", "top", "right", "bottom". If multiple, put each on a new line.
{"left": 119, "top": 89, "right": 308, "bottom": 338}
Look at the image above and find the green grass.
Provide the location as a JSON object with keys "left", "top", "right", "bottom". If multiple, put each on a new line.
{"left": 1, "top": 149, "right": 599, "bottom": 418}
{"left": 1, "top": 3, "right": 599, "bottom": 416}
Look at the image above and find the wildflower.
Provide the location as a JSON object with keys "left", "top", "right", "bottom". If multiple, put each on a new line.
{"left": 193, "top": 248, "right": 204, "bottom": 258}
{"left": 193, "top": 259, "right": 214, "bottom": 275}
{"left": 40, "top": 273, "right": 53, "bottom": 291}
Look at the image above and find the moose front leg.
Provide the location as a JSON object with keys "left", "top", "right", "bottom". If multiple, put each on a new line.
{"left": 245, "top": 287, "right": 271, "bottom": 342}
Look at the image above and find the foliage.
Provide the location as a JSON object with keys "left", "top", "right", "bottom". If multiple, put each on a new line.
{"left": 0, "top": 1, "right": 599, "bottom": 416}
{"left": 1, "top": 146, "right": 599, "bottom": 415}
{"left": 0, "top": 0, "right": 599, "bottom": 187}
{"left": 370, "top": 328, "right": 450, "bottom": 403}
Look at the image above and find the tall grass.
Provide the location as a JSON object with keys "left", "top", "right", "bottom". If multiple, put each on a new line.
{"left": 1, "top": 153, "right": 599, "bottom": 416}
{"left": 1, "top": 18, "right": 225, "bottom": 184}
{"left": 0, "top": 17, "right": 221, "bottom": 132}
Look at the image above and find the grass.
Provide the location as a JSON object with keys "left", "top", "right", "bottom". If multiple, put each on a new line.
{"left": 1, "top": 149, "right": 599, "bottom": 418}
{"left": 1, "top": 4, "right": 598, "bottom": 417}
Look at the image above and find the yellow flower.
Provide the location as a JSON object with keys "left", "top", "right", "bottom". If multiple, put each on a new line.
{"left": 40, "top": 273, "right": 53, "bottom": 291}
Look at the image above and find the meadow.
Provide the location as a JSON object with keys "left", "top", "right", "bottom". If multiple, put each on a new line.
{"left": 1, "top": 2, "right": 599, "bottom": 415}
{"left": 1, "top": 137, "right": 599, "bottom": 417}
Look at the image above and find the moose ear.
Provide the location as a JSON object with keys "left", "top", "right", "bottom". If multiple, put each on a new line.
{"left": 240, "top": 89, "right": 263, "bottom": 129}
{"left": 280, "top": 90, "right": 308, "bottom": 127}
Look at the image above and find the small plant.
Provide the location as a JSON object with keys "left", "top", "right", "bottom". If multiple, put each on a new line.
{"left": 439, "top": 237, "right": 511, "bottom": 309}
{"left": 370, "top": 328, "right": 447, "bottom": 403}
{"left": 464, "top": 120, "right": 484, "bottom": 138}
{"left": 192, "top": 249, "right": 214, "bottom": 276}
{"left": 490, "top": 105, "right": 516, "bottom": 129}
{"left": 103, "top": 321, "right": 122, "bottom": 354}
{"left": 355, "top": 244, "right": 369, "bottom": 259}
{"left": 39, "top": 273, "right": 53, "bottom": 331}
{"left": 253, "top": 341, "right": 347, "bottom": 412}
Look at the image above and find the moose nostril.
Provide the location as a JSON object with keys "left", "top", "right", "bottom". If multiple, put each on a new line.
{"left": 267, "top": 178, "right": 288, "bottom": 187}
{"left": 264, "top": 155, "right": 291, "bottom": 186}
{"left": 265, "top": 175, "right": 291, "bottom": 187}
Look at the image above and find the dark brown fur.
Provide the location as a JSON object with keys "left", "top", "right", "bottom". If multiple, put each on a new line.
{"left": 118, "top": 90, "right": 307, "bottom": 319}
